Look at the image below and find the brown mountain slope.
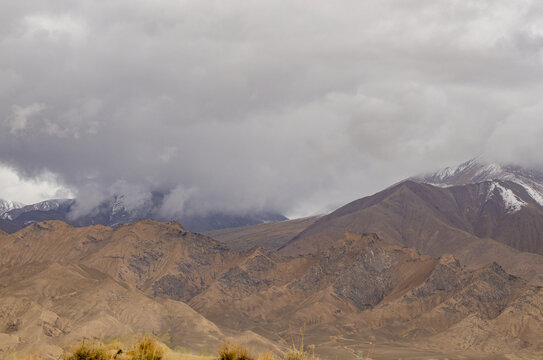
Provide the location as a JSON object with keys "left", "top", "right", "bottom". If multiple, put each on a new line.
{"left": 453, "top": 237, "right": 543, "bottom": 284}
{"left": 0, "top": 221, "right": 113, "bottom": 267}
{"left": 188, "top": 232, "right": 543, "bottom": 358}
{"left": 279, "top": 181, "right": 543, "bottom": 284}
{"left": 282, "top": 180, "right": 543, "bottom": 255}
{"left": 204, "top": 216, "right": 320, "bottom": 251}
{"left": 0, "top": 219, "right": 244, "bottom": 300}
{"left": 281, "top": 181, "right": 478, "bottom": 256}
{"left": 0, "top": 263, "right": 226, "bottom": 359}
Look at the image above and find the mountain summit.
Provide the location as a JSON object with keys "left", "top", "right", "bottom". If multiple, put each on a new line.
{"left": 277, "top": 159, "right": 543, "bottom": 286}
{"left": 414, "top": 158, "right": 543, "bottom": 208}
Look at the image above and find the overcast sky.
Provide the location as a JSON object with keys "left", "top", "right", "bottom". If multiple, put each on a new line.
{"left": 1, "top": 0, "right": 543, "bottom": 217}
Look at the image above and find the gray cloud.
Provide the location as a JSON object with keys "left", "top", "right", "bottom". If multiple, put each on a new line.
{"left": 1, "top": 0, "right": 543, "bottom": 217}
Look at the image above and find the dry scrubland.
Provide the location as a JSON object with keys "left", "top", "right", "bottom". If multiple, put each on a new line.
{"left": 12, "top": 337, "right": 323, "bottom": 360}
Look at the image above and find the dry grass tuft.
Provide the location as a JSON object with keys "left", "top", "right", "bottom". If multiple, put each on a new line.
{"left": 284, "top": 348, "right": 319, "bottom": 360}
{"left": 285, "top": 328, "right": 319, "bottom": 360}
{"left": 129, "top": 337, "right": 164, "bottom": 360}
{"left": 217, "top": 342, "right": 253, "bottom": 360}
{"left": 284, "top": 349, "right": 320, "bottom": 360}
{"left": 61, "top": 340, "right": 108, "bottom": 360}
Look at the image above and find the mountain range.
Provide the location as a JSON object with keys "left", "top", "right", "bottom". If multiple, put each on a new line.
{"left": 3, "top": 158, "right": 543, "bottom": 359}
{"left": 0, "top": 194, "right": 286, "bottom": 234}
{"left": 3, "top": 219, "right": 543, "bottom": 359}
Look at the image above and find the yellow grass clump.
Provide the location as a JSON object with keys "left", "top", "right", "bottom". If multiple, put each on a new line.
{"left": 129, "top": 336, "right": 165, "bottom": 360}
{"left": 217, "top": 342, "right": 253, "bottom": 360}
{"left": 58, "top": 337, "right": 164, "bottom": 360}
{"left": 61, "top": 341, "right": 108, "bottom": 360}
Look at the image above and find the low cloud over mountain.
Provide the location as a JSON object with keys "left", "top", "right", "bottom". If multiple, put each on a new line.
{"left": 2, "top": 1, "right": 543, "bottom": 217}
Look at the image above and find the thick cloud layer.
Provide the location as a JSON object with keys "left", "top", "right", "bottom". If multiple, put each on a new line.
{"left": 1, "top": 0, "right": 543, "bottom": 217}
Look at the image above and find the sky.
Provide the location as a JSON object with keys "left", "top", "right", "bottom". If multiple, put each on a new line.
{"left": 1, "top": 0, "right": 543, "bottom": 218}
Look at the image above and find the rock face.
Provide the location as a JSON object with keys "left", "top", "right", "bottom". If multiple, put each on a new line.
{"left": 189, "top": 231, "right": 543, "bottom": 359}
{"left": 287, "top": 233, "right": 431, "bottom": 309}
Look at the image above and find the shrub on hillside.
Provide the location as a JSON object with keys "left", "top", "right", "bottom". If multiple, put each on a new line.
{"left": 129, "top": 337, "right": 164, "bottom": 360}
{"left": 218, "top": 342, "right": 253, "bottom": 360}
{"left": 284, "top": 349, "right": 319, "bottom": 360}
{"left": 285, "top": 332, "right": 319, "bottom": 360}
{"left": 61, "top": 341, "right": 107, "bottom": 360}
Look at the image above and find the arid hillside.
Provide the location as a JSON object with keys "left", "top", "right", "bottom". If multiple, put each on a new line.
{"left": 2, "top": 220, "right": 543, "bottom": 359}
{"left": 205, "top": 216, "right": 320, "bottom": 251}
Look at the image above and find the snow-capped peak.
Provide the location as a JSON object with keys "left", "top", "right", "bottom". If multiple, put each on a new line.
{"left": 1, "top": 199, "right": 74, "bottom": 221}
{"left": 414, "top": 158, "right": 543, "bottom": 211}
{"left": 0, "top": 199, "right": 25, "bottom": 219}
{"left": 431, "top": 158, "right": 480, "bottom": 182}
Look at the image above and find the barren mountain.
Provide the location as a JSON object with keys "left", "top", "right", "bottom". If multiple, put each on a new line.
{"left": 2, "top": 220, "right": 543, "bottom": 359}
{"left": 0, "top": 220, "right": 243, "bottom": 299}
{"left": 190, "top": 232, "right": 543, "bottom": 358}
{"left": 279, "top": 180, "right": 543, "bottom": 284}
{"left": 0, "top": 221, "right": 286, "bottom": 359}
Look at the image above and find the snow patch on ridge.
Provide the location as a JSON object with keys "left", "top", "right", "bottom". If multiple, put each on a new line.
{"left": 487, "top": 182, "right": 526, "bottom": 213}
{"left": 474, "top": 163, "right": 503, "bottom": 179}
{"left": 0, "top": 199, "right": 25, "bottom": 219}
{"left": 517, "top": 181, "right": 543, "bottom": 207}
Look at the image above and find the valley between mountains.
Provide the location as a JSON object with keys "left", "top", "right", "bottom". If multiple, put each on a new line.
{"left": 3, "top": 159, "right": 543, "bottom": 359}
